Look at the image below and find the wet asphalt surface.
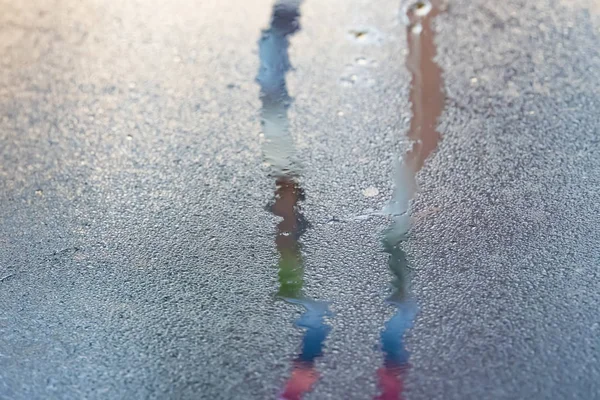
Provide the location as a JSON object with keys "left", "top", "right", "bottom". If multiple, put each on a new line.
{"left": 1, "top": 0, "right": 600, "bottom": 399}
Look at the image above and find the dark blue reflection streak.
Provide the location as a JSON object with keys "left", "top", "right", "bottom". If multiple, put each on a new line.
{"left": 380, "top": 302, "right": 416, "bottom": 368}
{"left": 257, "top": 2, "right": 330, "bottom": 399}
{"left": 289, "top": 299, "right": 331, "bottom": 363}
{"left": 376, "top": 210, "right": 418, "bottom": 400}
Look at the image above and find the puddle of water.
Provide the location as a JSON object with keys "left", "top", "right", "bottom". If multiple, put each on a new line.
{"left": 257, "top": 2, "right": 330, "bottom": 399}
{"left": 375, "top": 1, "right": 445, "bottom": 399}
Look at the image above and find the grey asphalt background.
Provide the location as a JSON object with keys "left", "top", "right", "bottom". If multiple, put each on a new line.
{"left": 1, "top": 0, "right": 599, "bottom": 399}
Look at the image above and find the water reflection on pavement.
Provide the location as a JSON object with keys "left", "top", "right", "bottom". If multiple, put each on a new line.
{"left": 375, "top": 1, "right": 445, "bottom": 399}
{"left": 256, "top": 1, "right": 331, "bottom": 399}
{"left": 257, "top": 0, "right": 445, "bottom": 398}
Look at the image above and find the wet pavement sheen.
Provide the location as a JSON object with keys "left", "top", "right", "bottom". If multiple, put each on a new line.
{"left": 1, "top": 0, "right": 600, "bottom": 399}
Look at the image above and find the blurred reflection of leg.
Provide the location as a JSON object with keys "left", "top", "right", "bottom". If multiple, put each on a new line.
{"left": 280, "top": 300, "right": 331, "bottom": 400}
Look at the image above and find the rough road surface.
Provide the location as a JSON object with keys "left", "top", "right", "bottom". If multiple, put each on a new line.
{"left": 1, "top": 0, "right": 599, "bottom": 399}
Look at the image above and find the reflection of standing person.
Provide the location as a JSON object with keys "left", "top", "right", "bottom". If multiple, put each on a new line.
{"left": 270, "top": 177, "right": 330, "bottom": 400}
{"left": 258, "top": 2, "right": 331, "bottom": 399}
{"left": 376, "top": 0, "right": 445, "bottom": 397}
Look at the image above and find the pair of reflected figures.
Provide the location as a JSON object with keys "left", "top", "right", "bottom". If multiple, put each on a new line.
{"left": 258, "top": 0, "right": 439, "bottom": 398}
{"left": 270, "top": 174, "right": 415, "bottom": 400}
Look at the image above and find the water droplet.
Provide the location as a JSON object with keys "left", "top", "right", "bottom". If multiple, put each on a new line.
{"left": 350, "top": 29, "right": 368, "bottom": 39}
{"left": 415, "top": 1, "right": 431, "bottom": 14}
{"left": 362, "top": 187, "right": 380, "bottom": 197}
{"left": 356, "top": 57, "right": 368, "bottom": 65}
{"left": 337, "top": 111, "right": 345, "bottom": 116}
{"left": 340, "top": 77, "right": 355, "bottom": 87}
{"left": 126, "top": 135, "right": 133, "bottom": 141}
{"left": 404, "top": 0, "right": 433, "bottom": 26}
{"left": 411, "top": 23, "right": 423, "bottom": 34}
{"left": 408, "top": 0, "right": 432, "bottom": 17}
